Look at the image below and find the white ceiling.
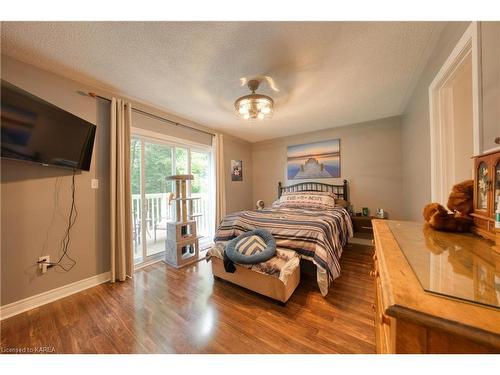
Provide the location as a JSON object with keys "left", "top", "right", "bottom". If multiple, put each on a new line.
{"left": 1, "top": 22, "right": 444, "bottom": 142}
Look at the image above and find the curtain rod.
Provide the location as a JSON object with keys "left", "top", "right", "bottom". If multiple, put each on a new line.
{"left": 87, "top": 92, "right": 215, "bottom": 137}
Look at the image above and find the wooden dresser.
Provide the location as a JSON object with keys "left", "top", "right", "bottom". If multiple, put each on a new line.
{"left": 372, "top": 220, "right": 500, "bottom": 353}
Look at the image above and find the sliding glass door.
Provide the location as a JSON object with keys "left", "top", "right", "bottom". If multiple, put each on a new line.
{"left": 144, "top": 142, "right": 174, "bottom": 258}
{"left": 131, "top": 134, "right": 214, "bottom": 265}
{"left": 190, "top": 150, "right": 212, "bottom": 248}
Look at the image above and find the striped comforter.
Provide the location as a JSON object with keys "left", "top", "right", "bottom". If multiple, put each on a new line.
{"left": 214, "top": 206, "right": 353, "bottom": 295}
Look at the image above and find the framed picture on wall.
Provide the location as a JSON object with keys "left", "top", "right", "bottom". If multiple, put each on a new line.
{"left": 287, "top": 138, "right": 340, "bottom": 180}
{"left": 231, "top": 160, "right": 243, "bottom": 181}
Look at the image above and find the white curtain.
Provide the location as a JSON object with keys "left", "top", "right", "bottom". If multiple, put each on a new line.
{"left": 214, "top": 133, "right": 226, "bottom": 228}
{"left": 110, "top": 98, "right": 133, "bottom": 282}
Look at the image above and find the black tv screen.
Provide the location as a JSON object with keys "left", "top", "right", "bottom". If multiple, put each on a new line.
{"left": 1, "top": 80, "right": 96, "bottom": 171}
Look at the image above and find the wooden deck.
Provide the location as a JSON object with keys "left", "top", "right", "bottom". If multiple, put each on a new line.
{"left": 0, "top": 243, "right": 376, "bottom": 353}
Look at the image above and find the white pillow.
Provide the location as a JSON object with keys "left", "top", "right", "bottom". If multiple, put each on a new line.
{"left": 277, "top": 191, "right": 336, "bottom": 210}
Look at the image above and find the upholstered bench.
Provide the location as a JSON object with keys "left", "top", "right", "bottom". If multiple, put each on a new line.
{"left": 207, "top": 242, "right": 301, "bottom": 303}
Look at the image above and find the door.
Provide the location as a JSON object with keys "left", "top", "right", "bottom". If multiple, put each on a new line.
{"left": 190, "top": 149, "right": 213, "bottom": 248}
{"left": 131, "top": 134, "right": 214, "bottom": 265}
{"left": 144, "top": 142, "right": 174, "bottom": 258}
{"left": 430, "top": 47, "right": 475, "bottom": 204}
{"left": 131, "top": 138, "right": 174, "bottom": 264}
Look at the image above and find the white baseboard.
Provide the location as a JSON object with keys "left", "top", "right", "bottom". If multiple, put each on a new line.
{"left": 0, "top": 271, "right": 111, "bottom": 321}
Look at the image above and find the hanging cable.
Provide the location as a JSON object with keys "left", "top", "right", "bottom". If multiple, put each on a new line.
{"left": 38, "top": 168, "right": 78, "bottom": 272}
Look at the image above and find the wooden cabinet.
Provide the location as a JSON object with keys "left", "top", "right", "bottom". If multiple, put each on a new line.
{"left": 372, "top": 220, "right": 500, "bottom": 353}
{"left": 351, "top": 215, "right": 375, "bottom": 240}
{"left": 472, "top": 150, "right": 500, "bottom": 241}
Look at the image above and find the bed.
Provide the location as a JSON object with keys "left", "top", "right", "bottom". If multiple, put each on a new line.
{"left": 213, "top": 180, "right": 353, "bottom": 296}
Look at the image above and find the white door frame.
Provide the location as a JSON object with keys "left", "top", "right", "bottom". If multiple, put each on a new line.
{"left": 429, "top": 22, "right": 481, "bottom": 205}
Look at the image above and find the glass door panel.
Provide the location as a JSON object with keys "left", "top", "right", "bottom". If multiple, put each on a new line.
{"left": 495, "top": 160, "right": 500, "bottom": 213}
{"left": 175, "top": 147, "right": 188, "bottom": 175}
{"left": 144, "top": 142, "right": 173, "bottom": 257}
{"left": 130, "top": 137, "right": 143, "bottom": 263}
{"left": 191, "top": 150, "right": 211, "bottom": 244}
{"left": 477, "top": 162, "right": 489, "bottom": 210}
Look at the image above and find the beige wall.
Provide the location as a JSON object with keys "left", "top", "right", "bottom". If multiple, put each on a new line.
{"left": 1, "top": 56, "right": 111, "bottom": 305}
{"left": 224, "top": 134, "right": 254, "bottom": 213}
{"left": 1, "top": 55, "right": 252, "bottom": 306}
{"left": 251, "top": 116, "right": 404, "bottom": 219}
{"left": 401, "top": 22, "right": 470, "bottom": 221}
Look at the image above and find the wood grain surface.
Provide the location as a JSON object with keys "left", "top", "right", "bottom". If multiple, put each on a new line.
{"left": 0, "top": 244, "right": 376, "bottom": 354}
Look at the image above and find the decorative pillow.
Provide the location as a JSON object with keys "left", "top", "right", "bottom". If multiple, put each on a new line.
{"left": 235, "top": 235, "right": 267, "bottom": 255}
{"left": 283, "top": 190, "right": 336, "bottom": 198}
{"left": 278, "top": 191, "right": 336, "bottom": 210}
{"left": 225, "top": 229, "right": 276, "bottom": 265}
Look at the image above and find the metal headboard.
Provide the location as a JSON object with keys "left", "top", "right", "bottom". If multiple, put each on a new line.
{"left": 278, "top": 180, "right": 348, "bottom": 201}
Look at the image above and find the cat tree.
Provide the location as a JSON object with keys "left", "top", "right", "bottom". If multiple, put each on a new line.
{"left": 163, "top": 174, "right": 201, "bottom": 268}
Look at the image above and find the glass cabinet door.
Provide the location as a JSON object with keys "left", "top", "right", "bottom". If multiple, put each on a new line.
{"left": 477, "top": 161, "right": 489, "bottom": 211}
{"left": 494, "top": 158, "right": 500, "bottom": 216}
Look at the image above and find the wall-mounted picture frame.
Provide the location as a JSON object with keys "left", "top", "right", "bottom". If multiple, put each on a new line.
{"left": 287, "top": 138, "right": 341, "bottom": 180}
{"left": 231, "top": 160, "right": 243, "bottom": 181}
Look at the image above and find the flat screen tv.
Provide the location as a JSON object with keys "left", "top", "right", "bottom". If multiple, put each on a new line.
{"left": 1, "top": 80, "right": 96, "bottom": 171}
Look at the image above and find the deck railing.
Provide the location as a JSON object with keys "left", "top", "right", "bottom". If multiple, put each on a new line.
{"left": 131, "top": 192, "right": 211, "bottom": 249}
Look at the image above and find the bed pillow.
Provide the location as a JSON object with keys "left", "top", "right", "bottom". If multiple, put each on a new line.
{"left": 271, "top": 199, "right": 281, "bottom": 208}
{"left": 277, "top": 191, "right": 336, "bottom": 210}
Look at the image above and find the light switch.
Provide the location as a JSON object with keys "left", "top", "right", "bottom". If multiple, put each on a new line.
{"left": 91, "top": 179, "right": 99, "bottom": 189}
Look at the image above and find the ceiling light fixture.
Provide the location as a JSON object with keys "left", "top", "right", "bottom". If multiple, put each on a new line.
{"left": 234, "top": 79, "right": 274, "bottom": 120}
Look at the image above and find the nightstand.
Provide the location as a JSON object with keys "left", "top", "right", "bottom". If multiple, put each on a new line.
{"left": 351, "top": 215, "right": 375, "bottom": 240}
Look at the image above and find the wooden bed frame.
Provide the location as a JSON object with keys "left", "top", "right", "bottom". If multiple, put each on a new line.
{"left": 278, "top": 180, "right": 349, "bottom": 201}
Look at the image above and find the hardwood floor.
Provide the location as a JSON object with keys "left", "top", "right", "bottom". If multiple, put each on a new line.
{"left": 0, "top": 243, "right": 376, "bottom": 354}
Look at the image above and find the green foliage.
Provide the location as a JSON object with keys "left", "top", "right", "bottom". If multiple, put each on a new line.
{"left": 191, "top": 151, "right": 209, "bottom": 194}
{"left": 130, "top": 139, "right": 210, "bottom": 195}
{"left": 131, "top": 138, "right": 141, "bottom": 194}
{"left": 145, "top": 143, "right": 173, "bottom": 194}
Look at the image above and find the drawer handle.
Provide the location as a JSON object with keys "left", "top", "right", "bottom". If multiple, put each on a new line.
{"left": 370, "top": 270, "right": 379, "bottom": 277}
{"left": 371, "top": 239, "right": 375, "bottom": 246}
{"left": 380, "top": 313, "right": 391, "bottom": 326}
{"left": 361, "top": 226, "right": 373, "bottom": 229}
{"left": 371, "top": 303, "right": 376, "bottom": 312}
{"left": 373, "top": 253, "right": 377, "bottom": 261}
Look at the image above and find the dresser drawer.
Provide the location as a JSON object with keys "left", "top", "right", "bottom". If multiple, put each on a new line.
{"left": 373, "top": 248, "right": 395, "bottom": 353}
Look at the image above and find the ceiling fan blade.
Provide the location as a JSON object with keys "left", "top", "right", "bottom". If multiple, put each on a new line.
{"left": 239, "top": 75, "right": 280, "bottom": 93}
{"left": 263, "top": 76, "right": 280, "bottom": 92}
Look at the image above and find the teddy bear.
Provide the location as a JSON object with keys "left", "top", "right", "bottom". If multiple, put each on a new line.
{"left": 423, "top": 180, "right": 474, "bottom": 233}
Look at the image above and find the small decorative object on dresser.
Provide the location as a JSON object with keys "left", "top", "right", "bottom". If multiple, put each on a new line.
{"left": 471, "top": 150, "right": 500, "bottom": 250}
{"left": 362, "top": 207, "right": 369, "bottom": 216}
{"left": 422, "top": 180, "right": 474, "bottom": 233}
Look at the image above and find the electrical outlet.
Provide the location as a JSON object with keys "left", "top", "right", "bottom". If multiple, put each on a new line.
{"left": 91, "top": 179, "right": 99, "bottom": 189}
{"left": 38, "top": 255, "right": 50, "bottom": 274}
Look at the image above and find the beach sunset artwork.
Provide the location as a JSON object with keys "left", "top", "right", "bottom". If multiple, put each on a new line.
{"left": 287, "top": 139, "right": 340, "bottom": 180}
